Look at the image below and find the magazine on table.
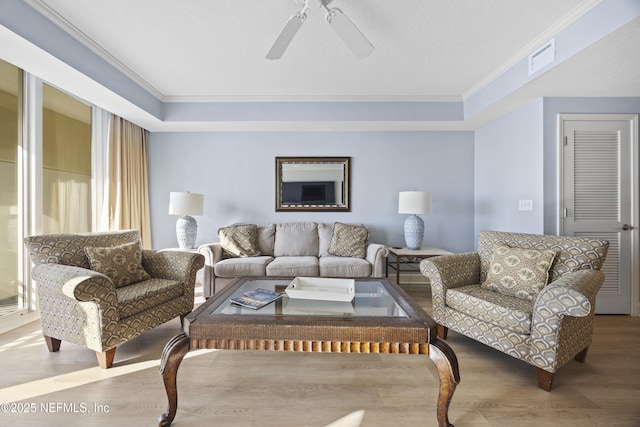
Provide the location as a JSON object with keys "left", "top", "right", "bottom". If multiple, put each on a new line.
{"left": 230, "top": 288, "right": 284, "bottom": 310}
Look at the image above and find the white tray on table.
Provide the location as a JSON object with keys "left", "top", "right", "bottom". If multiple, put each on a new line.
{"left": 285, "top": 277, "right": 355, "bottom": 302}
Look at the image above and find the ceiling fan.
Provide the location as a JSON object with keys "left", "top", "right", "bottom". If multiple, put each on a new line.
{"left": 266, "top": 0, "right": 374, "bottom": 60}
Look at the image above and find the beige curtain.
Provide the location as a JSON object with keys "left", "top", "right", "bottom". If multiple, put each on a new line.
{"left": 103, "top": 115, "right": 152, "bottom": 248}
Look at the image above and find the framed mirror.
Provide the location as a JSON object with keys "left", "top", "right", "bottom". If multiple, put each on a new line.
{"left": 276, "top": 157, "right": 351, "bottom": 212}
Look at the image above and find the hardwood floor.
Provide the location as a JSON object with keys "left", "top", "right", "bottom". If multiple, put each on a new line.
{"left": 1, "top": 283, "right": 639, "bottom": 427}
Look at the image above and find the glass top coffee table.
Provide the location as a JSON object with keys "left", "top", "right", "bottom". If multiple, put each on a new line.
{"left": 158, "top": 277, "right": 459, "bottom": 427}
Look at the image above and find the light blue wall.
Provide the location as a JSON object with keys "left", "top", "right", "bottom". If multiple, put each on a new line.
{"left": 542, "top": 97, "right": 640, "bottom": 234}
{"left": 163, "top": 101, "right": 463, "bottom": 122}
{"left": 474, "top": 96, "right": 640, "bottom": 241}
{"left": 148, "top": 131, "right": 475, "bottom": 253}
{"left": 474, "top": 99, "right": 545, "bottom": 239}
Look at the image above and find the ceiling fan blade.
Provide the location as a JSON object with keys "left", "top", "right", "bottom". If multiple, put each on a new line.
{"left": 326, "top": 8, "right": 374, "bottom": 59}
{"left": 266, "top": 13, "right": 306, "bottom": 60}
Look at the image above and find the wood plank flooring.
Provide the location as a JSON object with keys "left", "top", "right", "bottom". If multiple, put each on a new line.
{"left": 0, "top": 283, "right": 639, "bottom": 427}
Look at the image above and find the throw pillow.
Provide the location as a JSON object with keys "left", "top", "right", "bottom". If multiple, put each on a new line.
{"left": 84, "top": 241, "right": 151, "bottom": 288}
{"left": 328, "top": 222, "right": 369, "bottom": 259}
{"left": 218, "top": 224, "right": 260, "bottom": 258}
{"left": 481, "top": 245, "right": 557, "bottom": 301}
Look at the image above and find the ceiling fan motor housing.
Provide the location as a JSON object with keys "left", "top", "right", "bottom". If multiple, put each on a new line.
{"left": 296, "top": 0, "right": 334, "bottom": 8}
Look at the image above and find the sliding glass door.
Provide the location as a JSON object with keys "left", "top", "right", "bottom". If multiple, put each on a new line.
{"left": 0, "top": 60, "right": 94, "bottom": 332}
{"left": 0, "top": 60, "right": 20, "bottom": 320}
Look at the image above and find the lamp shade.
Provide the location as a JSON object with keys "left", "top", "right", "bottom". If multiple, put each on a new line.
{"left": 169, "top": 192, "right": 204, "bottom": 216}
{"left": 399, "top": 191, "right": 432, "bottom": 215}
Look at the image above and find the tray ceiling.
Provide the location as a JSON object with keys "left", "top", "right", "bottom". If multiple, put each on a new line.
{"left": 25, "top": 0, "right": 640, "bottom": 103}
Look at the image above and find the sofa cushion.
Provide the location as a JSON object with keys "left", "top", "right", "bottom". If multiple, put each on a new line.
{"left": 257, "top": 224, "right": 276, "bottom": 256}
{"left": 319, "top": 257, "right": 371, "bottom": 277}
{"left": 266, "top": 256, "right": 319, "bottom": 276}
{"left": 318, "top": 223, "right": 334, "bottom": 257}
{"left": 482, "top": 245, "right": 557, "bottom": 301}
{"left": 273, "top": 222, "right": 318, "bottom": 257}
{"left": 446, "top": 284, "right": 534, "bottom": 335}
{"left": 218, "top": 224, "right": 260, "bottom": 258}
{"left": 328, "top": 222, "right": 369, "bottom": 259}
{"left": 214, "top": 256, "right": 274, "bottom": 277}
{"left": 84, "top": 241, "right": 151, "bottom": 288}
{"left": 117, "top": 278, "right": 183, "bottom": 318}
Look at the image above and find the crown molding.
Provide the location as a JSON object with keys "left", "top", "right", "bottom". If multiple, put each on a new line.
{"left": 23, "top": 0, "right": 165, "bottom": 100}
{"left": 463, "top": 0, "right": 603, "bottom": 100}
{"left": 162, "top": 94, "right": 463, "bottom": 103}
{"left": 149, "top": 120, "right": 473, "bottom": 133}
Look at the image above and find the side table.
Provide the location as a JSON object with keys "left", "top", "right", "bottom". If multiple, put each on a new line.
{"left": 386, "top": 247, "right": 453, "bottom": 285}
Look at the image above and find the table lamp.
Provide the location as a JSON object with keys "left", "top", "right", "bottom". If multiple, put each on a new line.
{"left": 399, "top": 191, "right": 432, "bottom": 250}
{"left": 169, "top": 192, "right": 204, "bottom": 249}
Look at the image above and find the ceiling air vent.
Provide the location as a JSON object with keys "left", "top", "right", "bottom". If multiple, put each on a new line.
{"left": 528, "top": 38, "right": 555, "bottom": 76}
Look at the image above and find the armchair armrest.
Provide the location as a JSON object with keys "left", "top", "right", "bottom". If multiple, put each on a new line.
{"left": 530, "top": 269, "right": 605, "bottom": 371}
{"left": 31, "top": 263, "right": 121, "bottom": 352}
{"left": 420, "top": 253, "right": 481, "bottom": 315}
{"left": 420, "top": 252, "right": 481, "bottom": 291}
{"left": 366, "top": 243, "right": 389, "bottom": 277}
{"left": 142, "top": 250, "right": 204, "bottom": 283}
{"left": 533, "top": 269, "right": 604, "bottom": 319}
{"left": 31, "top": 263, "right": 117, "bottom": 307}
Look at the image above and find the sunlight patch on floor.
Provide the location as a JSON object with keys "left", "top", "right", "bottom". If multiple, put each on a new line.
{"left": 325, "top": 409, "right": 365, "bottom": 427}
{"left": 0, "top": 329, "right": 42, "bottom": 353}
{"left": 0, "top": 348, "right": 216, "bottom": 403}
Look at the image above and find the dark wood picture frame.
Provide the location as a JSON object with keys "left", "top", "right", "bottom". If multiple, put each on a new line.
{"left": 275, "top": 156, "right": 351, "bottom": 212}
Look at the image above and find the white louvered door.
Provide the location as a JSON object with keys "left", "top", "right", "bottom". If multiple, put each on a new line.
{"left": 560, "top": 114, "right": 639, "bottom": 314}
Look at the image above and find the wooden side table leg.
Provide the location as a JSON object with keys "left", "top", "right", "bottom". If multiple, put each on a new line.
{"left": 429, "top": 339, "right": 460, "bottom": 427}
{"left": 158, "top": 333, "right": 190, "bottom": 427}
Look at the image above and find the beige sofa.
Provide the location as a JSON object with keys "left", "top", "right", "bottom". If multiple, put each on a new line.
{"left": 198, "top": 222, "right": 388, "bottom": 297}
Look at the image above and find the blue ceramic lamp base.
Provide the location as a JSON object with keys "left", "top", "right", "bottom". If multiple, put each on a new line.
{"left": 404, "top": 214, "right": 424, "bottom": 250}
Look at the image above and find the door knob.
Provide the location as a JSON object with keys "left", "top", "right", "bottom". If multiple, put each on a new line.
{"left": 622, "top": 224, "right": 634, "bottom": 231}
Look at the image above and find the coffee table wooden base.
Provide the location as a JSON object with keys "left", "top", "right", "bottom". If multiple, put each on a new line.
{"left": 158, "top": 333, "right": 190, "bottom": 427}
{"left": 157, "top": 332, "right": 459, "bottom": 427}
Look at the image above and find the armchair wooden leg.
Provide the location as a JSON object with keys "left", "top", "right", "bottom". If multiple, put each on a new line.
{"left": 535, "top": 367, "right": 555, "bottom": 392}
{"left": 574, "top": 346, "right": 589, "bottom": 363}
{"left": 96, "top": 348, "right": 117, "bottom": 369}
{"left": 43, "top": 335, "right": 61, "bottom": 352}
{"left": 437, "top": 324, "right": 448, "bottom": 340}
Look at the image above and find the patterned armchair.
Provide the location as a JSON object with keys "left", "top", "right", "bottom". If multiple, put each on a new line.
{"left": 420, "top": 230, "right": 608, "bottom": 391}
{"left": 24, "top": 230, "right": 204, "bottom": 368}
